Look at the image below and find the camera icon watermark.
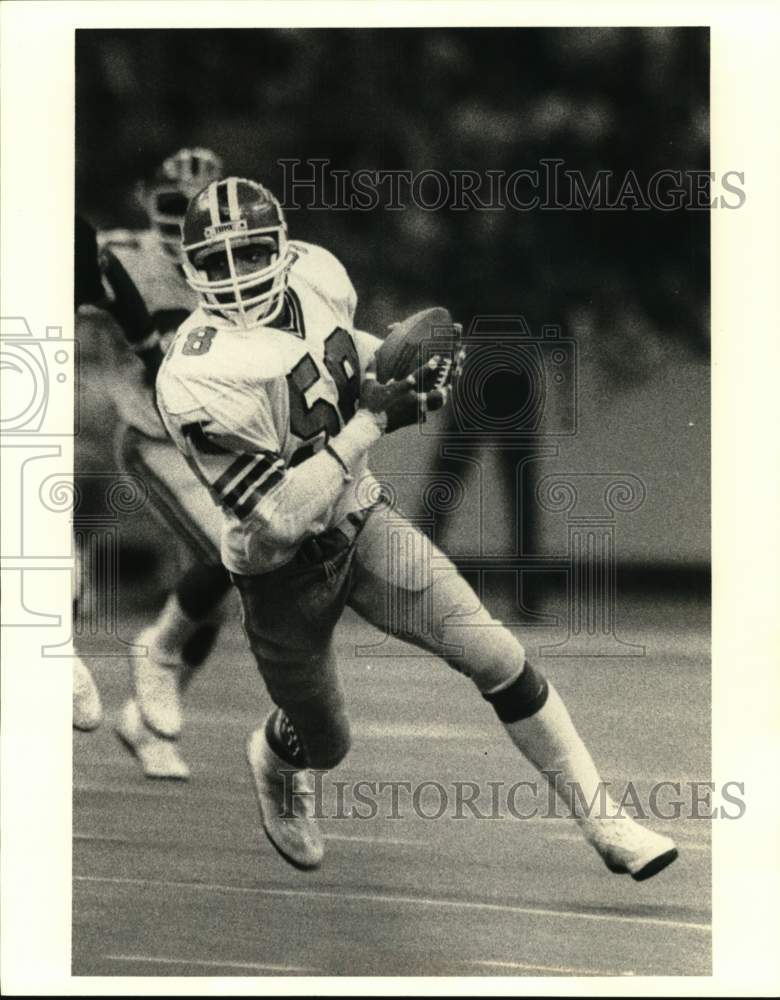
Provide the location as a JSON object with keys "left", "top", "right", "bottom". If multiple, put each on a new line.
{"left": 422, "top": 315, "right": 577, "bottom": 439}
{"left": 0, "top": 316, "right": 78, "bottom": 436}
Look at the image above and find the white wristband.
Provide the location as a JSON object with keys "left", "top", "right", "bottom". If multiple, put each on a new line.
{"left": 329, "top": 409, "right": 384, "bottom": 470}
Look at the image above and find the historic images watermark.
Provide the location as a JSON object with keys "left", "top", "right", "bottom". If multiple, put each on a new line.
{"left": 1, "top": 315, "right": 149, "bottom": 656}
{"left": 1, "top": 317, "right": 80, "bottom": 638}
{"left": 278, "top": 774, "right": 746, "bottom": 822}
{"left": 279, "top": 158, "right": 745, "bottom": 212}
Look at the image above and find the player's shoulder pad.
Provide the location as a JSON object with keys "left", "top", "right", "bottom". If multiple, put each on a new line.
{"left": 162, "top": 308, "right": 220, "bottom": 374}
{"left": 159, "top": 309, "right": 289, "bottom": 416}
{"left": 288, "top": 240, "right": 356, "bottom": 318}
{"left": 157, "top": 309, "right": 213, "bottom": 411}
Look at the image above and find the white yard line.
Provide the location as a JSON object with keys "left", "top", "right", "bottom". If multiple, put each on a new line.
{"left": 472, "top": 958, "right": 634, "bottom": 976}
{"left": 75, "top": 830, "right": 421, "bottom": 848}
{"left": 544, "top": 829, "right": 710, "bottom": 851}
{"left": 323, "top": 832, "right": 422, "bottom": 846}
{"left": 74, "top": 874, "right": 711, "bottom": 933}
{"left": 104, "top": 954, "right": 310, "bottom": 974}
{"left": 72, "top": 807, "right": 712, "bottom": 850}
{"left": 74, "top": 827, "right": 711, "bottom": 851}
{"left": 75, "top": 783, "right": 194, "bottom": 798}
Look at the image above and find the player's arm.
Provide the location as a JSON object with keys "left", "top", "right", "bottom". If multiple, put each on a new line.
{"left": 243, "top": 409, "right": 382, "bottom": 548}
{"left": 159, "top": 364, "right": 443, "bottom": 550}
{"left": 99, "top": 246, "right": 181, "bottom": 384}
{"left": 165, "top": 406, "right": 379, "bottom": 550}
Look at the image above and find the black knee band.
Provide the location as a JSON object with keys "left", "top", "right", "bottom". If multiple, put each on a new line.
{"left": 265, "top": 708, "right": 309, "bottom": 768}
{"left": 483, "top": 661, "right": 549, "bottom": 722}
{"left": 176, "top": 562, "right": 231, "bottom": 620}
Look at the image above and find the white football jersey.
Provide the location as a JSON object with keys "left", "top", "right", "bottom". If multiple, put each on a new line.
{"left": 157, "top": 241, "right": 381, "bottom": 574}
{"left": 98, "top": 228, "right": 198, "bottom": 438}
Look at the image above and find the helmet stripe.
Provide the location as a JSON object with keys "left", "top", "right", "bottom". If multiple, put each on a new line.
{"left": 207, "top": 182, "right": 221, "bottom": 228}
{"left": 216, "top": 181, "right": 231, "bottom": 223}
{"left": 227, "top": 177, "right": 240, "bottom": 221}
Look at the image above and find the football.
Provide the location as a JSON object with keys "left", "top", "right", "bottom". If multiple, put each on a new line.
{"left": 374, "top": 307, "right": 461, "bottom": 386}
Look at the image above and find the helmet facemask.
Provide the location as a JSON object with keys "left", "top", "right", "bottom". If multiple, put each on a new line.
{"left": 183, "top": 222, "right": 291, "bottom": 327}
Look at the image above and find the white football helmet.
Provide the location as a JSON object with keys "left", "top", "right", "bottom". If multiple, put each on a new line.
{"left": 181, "top": 177, "right": 292, "bottom": 327}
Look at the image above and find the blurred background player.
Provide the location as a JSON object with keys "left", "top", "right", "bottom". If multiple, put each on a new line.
{"left": 89, "top": 148, "right": 235, "bottom": 777}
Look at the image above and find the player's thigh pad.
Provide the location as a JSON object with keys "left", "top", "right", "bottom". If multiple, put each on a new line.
{"left": 118, "top": 425, "right": 222, "bottom": 563}
{"left": 349, "top": 504, "right": 525, "bottom": 692}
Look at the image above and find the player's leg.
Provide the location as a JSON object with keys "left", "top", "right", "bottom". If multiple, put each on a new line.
{"left": 114, "top": 699, "right": 190, "bottom": 780}
{"left": 232, "top": 529, "right": 357, "bottom": 869}
{"left": 111, "top": 563, "right": 228, "bottom": 776}
{"left": 72, "top": 540, "right": 102, "bottom": 731}
{"left": 115, "top": 561, "right": 231, "bottom": 777}
{"left": 131, "top": 561, "right": 231, "bottom": 736}
{"left": 349, "top": 503, "right": 677, "bottom": 880}
{"left": 116, "top": 427, "right": 230, "bottom": 777}
{"left": 73, "top": 654, "right": 103, "bottom": 731}
{"left": 244, "top": 643, "right": 348, "bottom": 870}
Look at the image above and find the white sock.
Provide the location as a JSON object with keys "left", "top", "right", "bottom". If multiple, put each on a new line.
{"left": 502, "top": 683, "right": 614, "bottom": 822}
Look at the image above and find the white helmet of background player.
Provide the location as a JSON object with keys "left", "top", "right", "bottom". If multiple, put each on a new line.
{"left": 143, "top": 147, "right": 224, "bottom": 258}
{"left": 181, "top": 177, "right": 292, "bottom": 327}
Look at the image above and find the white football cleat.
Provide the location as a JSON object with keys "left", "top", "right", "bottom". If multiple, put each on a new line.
{"left": 246, "top": 725, "right": 324, "bottom": 870}
{"left": 73, "top": 657, "right": 103, "bottom": 731}
{"left": 115, "top": 700, "right": 190, "bottom": 780}
{"left": 131, "top": 626, "right": 183, "bottom": 738}
{"left": 581, "top": 814, "right": 678, "bottom": 881}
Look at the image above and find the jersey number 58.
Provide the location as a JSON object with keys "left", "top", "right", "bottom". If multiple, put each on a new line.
{"left": 287, "top": 327, "right": 360, "bottom": 451}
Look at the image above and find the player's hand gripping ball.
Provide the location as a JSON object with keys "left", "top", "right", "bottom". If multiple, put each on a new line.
{"left": 375, "top": 307, "right": 464, "bottom": 389}
{"left": 361, "top": 308, "right": 465, "bottom": 434}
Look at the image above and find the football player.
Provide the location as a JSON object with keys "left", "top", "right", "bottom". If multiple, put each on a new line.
{"left": 157, "top": 177, "right": 678, "bottom": 880}
{"left": 94, "top": 148, "right": 238, "bottom": 777}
